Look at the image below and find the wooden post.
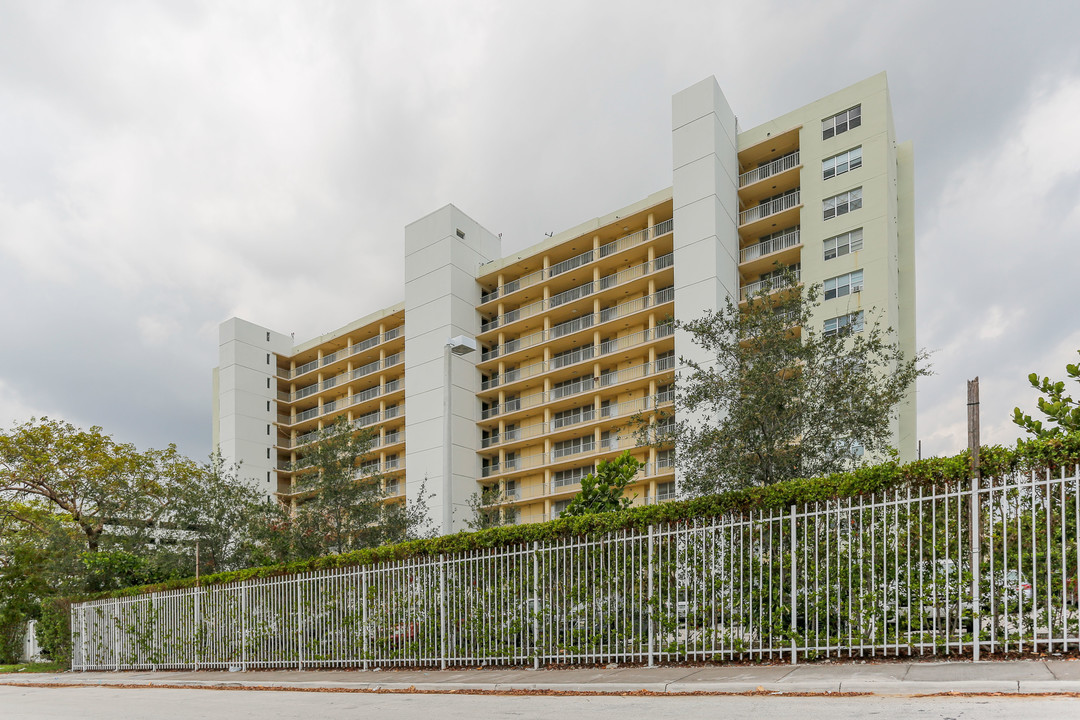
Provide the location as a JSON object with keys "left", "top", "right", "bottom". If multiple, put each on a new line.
{"left": 967, "top": 378, "right": 981, "bottom": 662}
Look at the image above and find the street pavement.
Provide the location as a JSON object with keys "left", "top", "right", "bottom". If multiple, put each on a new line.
{"left": 3, "top": 658, "right": 1080, "bottom": 696}
{"left": 3, "top": 686, "right": 1080, "bottom": 720}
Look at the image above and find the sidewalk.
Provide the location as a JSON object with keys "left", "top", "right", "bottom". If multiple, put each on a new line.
{"left": 4, "top": 659, "right": 1080, "bottom": 696}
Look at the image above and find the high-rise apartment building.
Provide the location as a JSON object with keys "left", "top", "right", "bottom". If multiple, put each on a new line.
{"left": 212, "top": 72, "right": 915, "bottom": 532}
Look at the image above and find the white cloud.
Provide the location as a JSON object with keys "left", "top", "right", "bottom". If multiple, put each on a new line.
{"left": 0, "top": 0, "right": 1078, "bottom": 460}
{"left": 916, "top": 73, "right": 1080, "bottom": 457}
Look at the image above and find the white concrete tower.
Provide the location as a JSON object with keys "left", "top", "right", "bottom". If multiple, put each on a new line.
{"left": 403, "top": 205, "right": 502, "bottom": 533}
{"left": 670, "top": 76, "right": 741, "bottom": 488}
{"left": 213, "top": 318, "right": 293, "bottom": 500}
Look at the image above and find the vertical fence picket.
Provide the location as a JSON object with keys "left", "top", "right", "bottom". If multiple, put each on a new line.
{"left": 70, "top": 467, "right": 1080, "bottom": 670}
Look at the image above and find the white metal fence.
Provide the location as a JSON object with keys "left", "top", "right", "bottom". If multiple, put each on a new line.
{"left": 71, "top": 468, "right": 1080, "bottom": 671}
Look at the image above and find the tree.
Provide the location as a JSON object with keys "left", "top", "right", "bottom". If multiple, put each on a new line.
{"left": 1013, "top": 351, "right": 1080, "bottom": 438}
{"left": 0, "top": 418, "right": 200, "bottom": 553}
{"left": 166, "top": 453, "right": 273, "bottom": 574}
{"left": 465, "top": 486, "right": 517, "bottom": 530}
{"left": 667, "top": 275, "right": 929, "bottom": 495}
{"left": 276, "top": 418, "right": 430, "bottom": 559}
{"left": 561, "top": 451, "right": 641, "bottom": 517}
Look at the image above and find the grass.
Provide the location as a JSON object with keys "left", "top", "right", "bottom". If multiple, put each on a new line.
{"left": 0, "top": 661, "right": 65, "bottom": 673}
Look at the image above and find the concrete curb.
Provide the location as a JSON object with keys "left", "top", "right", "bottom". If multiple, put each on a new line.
{"left": 4, "top": 661, "right": 1080, "bottom": 697}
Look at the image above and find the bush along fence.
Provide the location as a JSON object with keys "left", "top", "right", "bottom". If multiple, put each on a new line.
{"left": 70, "top": 463, "right": 1080, "bottom": 670}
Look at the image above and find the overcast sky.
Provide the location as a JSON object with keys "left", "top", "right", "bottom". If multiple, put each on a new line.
{"left": 1, "top": 0, "right": 1077, "bottom": 462}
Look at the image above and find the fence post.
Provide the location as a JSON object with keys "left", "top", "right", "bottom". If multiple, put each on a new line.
{"left": 152, "top": 594, "right": 159, "bottom": 672}
{"left": 439, "top": 555, "right": 448, "bottom": 670}
{"left": 297, "top": 575, "right": 304, "bottom": 671}
{"left": 532, "top": 541, "right": 540, "bottom": 671}
{"left": 361, "top": 568, "right": 369, "bottom": 671}
{"left": 194, "top": 587, "right": 200, "bottom": 673}
{"left": 647, "top": 524, "right": 655, "bottom": 668}
{"left": 241, "top": 580, "right": 248, "bottom": 672}
{"left": 69, "top": 606, "right": 76, "bottom": 672}
{"left": 790, "top": 504, "right": 798, "bottom": 666}
{"left": 968, "top": 378, "right": 982, "bottom": 662}
{"left": 80, "top": 605, "right": 88, "bottom": 672}
{"left": 114, "top": 598, "right": 120, "bottom": 672}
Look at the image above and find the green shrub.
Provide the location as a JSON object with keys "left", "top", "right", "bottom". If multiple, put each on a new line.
{"left": 61, "top": 433, "right": 1080, "bottom": 603}
{"left": 36, "top": 598, "right": 71, "bottom": 667}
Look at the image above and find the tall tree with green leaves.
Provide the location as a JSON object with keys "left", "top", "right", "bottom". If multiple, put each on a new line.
{"left": 1013, "top": 350, "right": 1080, "bottom": 438}
{"left": 561, "top": 451, "right": 641, "bottom": 517}
{"left": 665, "top": 274, "right": 929, "bottom": 495}
{"left": 465, "top": 486, "right": 517, "bottom": 530}
{"left": 278, "top": 418, "right": 430, "bottom": 559}
{"left": 0, "top": 418, "right": 200, "bottom": 553}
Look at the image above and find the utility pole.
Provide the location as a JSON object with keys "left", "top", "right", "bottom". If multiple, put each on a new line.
{"left": 967, "top": 377, "right": 981, "bottom": 661}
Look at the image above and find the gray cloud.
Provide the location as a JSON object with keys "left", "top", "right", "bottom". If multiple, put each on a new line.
{"left": 0, "top": 0, "right": 1077, "bottom": 460}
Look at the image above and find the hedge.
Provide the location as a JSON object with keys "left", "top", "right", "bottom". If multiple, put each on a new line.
{"left": 69, "top": 433, "right": 1080, "bottom": 603}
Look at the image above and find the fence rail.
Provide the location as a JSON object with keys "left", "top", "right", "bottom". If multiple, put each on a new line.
{"left": 71, "top": 468, "right": 1080, "bottom": 670}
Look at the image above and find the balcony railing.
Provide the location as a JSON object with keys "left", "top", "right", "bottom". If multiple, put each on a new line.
{"left": 740, "top": 268, "right": 802, "bottom": 301}
{"left": 739, "top": 151, "right": 800, "bottom": 188}
{"left": 481, "top": 253, "right": 673, "bottom": 333}
{"left": 480, "top": 323, "right": 672, "bottom": 392}
{"left": 481, "top": 287, "right": 674, "bottom": 362}
{"left": 277, "top": 406, "right": 403, "bottom": 449}
{"left": 281, "top": 355, "right": 405, "bottom": 406}
{"left": 481, "top": 433, "right": 650, "bottom": 480}
{"left": 740, "top": 228, "right": 801, "bottom": 263}
{"left": 738, "top": 190, "right": 800, "bottom": 226}
{"left": 355, "top": 458, "right": 405, "bottom": 479}
{"left": 480, "top": 389, "right": 675, "bottom": 450}
{"left": 480, "top": 357, "right": 675, "bottom": 420}
{"left": 278, "top": 325, "right": 404, "bottom": 379}
{"left": 479, "top": 218, "right": 674, "bottom": 304}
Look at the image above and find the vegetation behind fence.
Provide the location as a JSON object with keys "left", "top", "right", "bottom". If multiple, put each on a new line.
{"left": 71, "top": 454, "right": 1080, "bottom": 670}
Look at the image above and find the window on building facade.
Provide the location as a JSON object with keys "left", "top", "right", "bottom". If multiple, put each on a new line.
{"left": 822, "top": 105, "right": 861, "bottom": 140}
{"left": 823, "top": 310, "right": 865, "bottom": 337}
{"left": 823, "top": 146, "right": 862, "bottom": 180}
{"left": 824, "top": 270, "right": 864, "bottom": 301}
{"left": 656, "top": 480, "right": 676, "bottom": 501}
{"left": 554, "top": 405, "right": 593, "bottom": 429}
{"left": 554, "top": 435, "right": 593, "bottom": 458}
{"left": 823, "top": 228, "right": 864, "bottom": 261}
{"left": 823, "top": 187, "right": 862, "bottom": 220}
{"left": 552, "top": 498, "right": 572, "bottom": 518}
{"left": 553, "top": 465, "right": 592, "bottom": 487}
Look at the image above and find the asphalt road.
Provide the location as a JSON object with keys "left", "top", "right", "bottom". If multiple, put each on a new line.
{"left": 2, "top": 686, "right": 1080, "bottom": 720}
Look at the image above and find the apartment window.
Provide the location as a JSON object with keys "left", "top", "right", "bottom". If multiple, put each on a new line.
{"left": 656, "top": 480, "right": 676, "bottom": 501}
{"left": 553, "top": 465, "right": 592, "bottom": 488}
{"left": 655, "top": 350, "right": 675, "bottom": 372}
{"left": 552, "top": 499, "right": 572, "bottom": 519}
{"left": 823, "top": 270, "right": 864, "bottom": 301}
{"left": 552, "top": 344, "right": 594, "bottom": 369}
{"left": 822, "top": 146, "right": 862, "bottom": 180}
{"left": 823, "top": 311, "right": 865, "bottom": 337}
{"left": 823, "top": 187, "right": 862, "bottom": 220}
{"left": 554, "top": 405, "right": 593, "bottom": 429}
{"left": 823, "top": 228, "right": 864, "bottom": 261}
{"left": 504, "top": 479, "right": 519, "bottom": 499}
{"left": 837, "top": 438, "right": 865, "bottom": 458}
{"left": 554, "top": 436, "right": 593, "bottom": 458}
{"left": 657, "top": 449, "right": 674, "bottom": 469}
{"left": 822, "top": 105, "right": 861, "bottom": 140}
